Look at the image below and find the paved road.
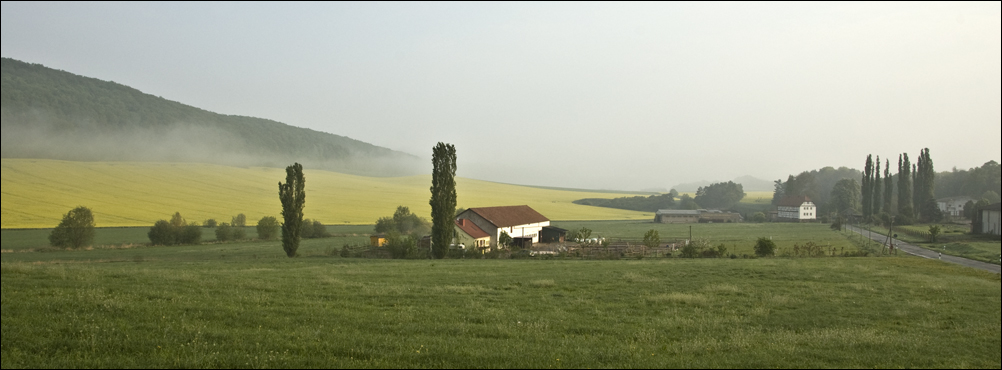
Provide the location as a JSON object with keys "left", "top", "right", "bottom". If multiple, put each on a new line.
{"left": 847, "top": 226, "right": 1001, "bottom": 274}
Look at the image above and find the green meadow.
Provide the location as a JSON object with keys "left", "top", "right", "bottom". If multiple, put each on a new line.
{"left": 862, "top": 223, "right": 1002, "bottom": 265}
{"left": 2, "top": 223, "right": 1000, "bottom": 368}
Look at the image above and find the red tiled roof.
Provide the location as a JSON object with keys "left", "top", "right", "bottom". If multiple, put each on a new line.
{"left": 466, "top": 206, "right": 550, "bottom": 228}
{"left": 777, "top": 196, "right": 812, "bottom": 208}
{"left": 455, "top": 219, "right": 490, "bottom": 239}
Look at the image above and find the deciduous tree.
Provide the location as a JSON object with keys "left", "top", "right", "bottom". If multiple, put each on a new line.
{"left": 49, "top": 206, "right": 95, "bottom": 249}
{"left": 694, "top": 181, "right": 745, "bottom": 210}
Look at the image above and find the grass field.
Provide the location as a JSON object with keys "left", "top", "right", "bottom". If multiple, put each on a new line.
{"left": 552, "top": 221, "right": 861, "bottom": 257}
{"left": 862, "top": 223, "right": 1001, "bottom": 265}
{"left": 2, "top": 257, "right": 999, "bottom": 367}
{"left": 1, "top": 159, "right": 652, "bottom": 229}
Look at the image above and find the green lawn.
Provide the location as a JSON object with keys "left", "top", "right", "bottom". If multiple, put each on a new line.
{"left": 2, "top": 256, "right": 998, "bottom": 369}
{"left": 2, "top": 223, "right": 999, "bottom": 368}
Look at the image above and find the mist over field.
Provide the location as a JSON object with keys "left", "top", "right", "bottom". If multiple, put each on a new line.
{"left": 0, "top": 118, "right": 425, "bottom": 177}
{"left": 0, "top": 58, "right": 426, "bottom": 177}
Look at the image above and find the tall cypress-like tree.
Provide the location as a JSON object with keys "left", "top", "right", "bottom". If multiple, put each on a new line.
{"left": 916, "top": 148, "right": 940, "bottom": 222}
{"left": 430, "top": 143, "right": 457, "bottom": 260}
{"left": 912, "top": 162, "right": 920, "bottom": 218}
{"left": 862, "top": 155, "right": 874, "bottom": 218}
{"left": 883, "top": 159, "right": 894, "bottom": 214}
{"left": 279, "top": 163, "right": 306, "bottom": 258}
{"left": 873, "top": 157, "right": 883, "bottom": 215}
{"left": 898, "top": 154, "right": 913, "bottom": 219}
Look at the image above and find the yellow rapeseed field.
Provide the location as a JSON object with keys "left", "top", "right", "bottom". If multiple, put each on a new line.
{"left": 1, "top": 159, "right": 651, "bottom": 229}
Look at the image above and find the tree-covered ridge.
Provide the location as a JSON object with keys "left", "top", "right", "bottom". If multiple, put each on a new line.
{"left": 0, "top": 58, "right": 422, "bottom": 176}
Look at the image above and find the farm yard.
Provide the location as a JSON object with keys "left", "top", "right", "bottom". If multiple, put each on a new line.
{"left": 2, "top": 222, "right": 999, "bottom": 368}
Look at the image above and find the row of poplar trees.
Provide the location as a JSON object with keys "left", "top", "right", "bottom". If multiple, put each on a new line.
{"left": 277, "top": 142, "right": 459, "bottom": 259}
{"left": 861, "top": 148, "right": 941, "bottom": 224}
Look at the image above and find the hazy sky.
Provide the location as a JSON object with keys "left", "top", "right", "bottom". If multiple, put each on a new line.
{"left": 3, "top": 2, "right": 1000, "bottom": 191}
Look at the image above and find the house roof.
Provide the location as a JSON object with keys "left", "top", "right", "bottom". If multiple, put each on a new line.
{"left": 455, "top": 219, "right": 490, "bottom": 239}
{"left": 777, "top": 195, "right": 813, "bottom": 208}
{"left": 542, "top": 226, "right": 568, "bottom": 233}
{"left": 464, "top": 206, "right": 550, "bottom": 228}
{"left": 984, "top": 203, "right": 1001, "bottom": 212}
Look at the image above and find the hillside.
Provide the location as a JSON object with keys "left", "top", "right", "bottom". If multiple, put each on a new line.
{"left": 0, "top": 58, "right": 422, "bottom": 177}
{"left": 0, "top": 159, "right": 651, "bottom": 229}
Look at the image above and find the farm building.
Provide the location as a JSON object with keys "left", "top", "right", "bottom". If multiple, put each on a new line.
{"left": 654, "top": 209, "right": 742, "bottom": 224}
{"left": 776, "top": 196, "right": 817, "bottom": 222}
{"left": 370, "top": 234, "right": 387, "bottom": 247}
{"left": 540, "top": 226, "right": 568, "bottom": 243}
{"left": 456, "top": 206, "right": 550, "bottom": 250}
{"left": 454, "top": 219, "right": 491, "bottom": 251}
{"left": 982, "top": 203, "right": 1001, "bottom": 236}
{"left": 938, "top": 196, "right": 973, "bottom": 218}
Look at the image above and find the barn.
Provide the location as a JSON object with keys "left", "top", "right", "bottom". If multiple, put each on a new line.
{"left": 456, "top": 206, "right": 550, "bottom": 250}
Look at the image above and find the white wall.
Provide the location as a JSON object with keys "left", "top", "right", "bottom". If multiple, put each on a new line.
{"left": 984, "top": 210, "right": 1001, "bottom": 236}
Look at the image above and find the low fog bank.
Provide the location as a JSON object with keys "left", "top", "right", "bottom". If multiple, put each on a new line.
{"left": 1, "top": 120, "right": 427, "bottom": 177}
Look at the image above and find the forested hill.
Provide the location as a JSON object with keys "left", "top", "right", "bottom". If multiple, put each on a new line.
{"left": 0, "top": 58, "right": 423, "bottom": 176}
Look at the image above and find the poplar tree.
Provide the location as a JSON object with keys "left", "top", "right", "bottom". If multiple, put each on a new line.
{"left": 279, "top": 163, "right": 306, "bottom": 258}
{"left": 883, "top": 159, "right": 894, "bottom": 215}
{"left": 916, "top": 148, "right": 940, "bottom": 222}
{"left": 898, "top": 154, "right": 913, "bottom": 219}
{"left": 873, "top": 157, "right": 882, "bottom": 215}
{"left": 430, "top": 143, "right": 457, "bottom": 260}
{"left": 862, "top": 155, "right": 873, "bottom": 218}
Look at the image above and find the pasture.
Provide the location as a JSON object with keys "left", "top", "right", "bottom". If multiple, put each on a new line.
{"left": 2, "top": 223, "right": 999, "bottom": 368}
{"left": 0, "top": 159, "right": 651, "bottom": 229}
{"left": 862, "top": 223, "right": 1001, "bottom": 265}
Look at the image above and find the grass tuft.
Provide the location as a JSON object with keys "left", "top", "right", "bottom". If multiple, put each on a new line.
{"left": 529, "top": 279, "right": 556, "bottom": 288}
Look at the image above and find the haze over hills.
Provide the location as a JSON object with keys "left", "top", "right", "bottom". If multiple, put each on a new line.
{"left": 0, "top": 58, "right": 424, "bottom": 177}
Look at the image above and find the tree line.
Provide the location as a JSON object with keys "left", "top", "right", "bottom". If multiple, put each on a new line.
{"left": 574, "top": 182, "right": 745, "bottom": 212}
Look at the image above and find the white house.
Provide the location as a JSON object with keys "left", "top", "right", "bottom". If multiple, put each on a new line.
{"left": 983, "top": 203, "right": 1001, "bottom": 236}
{"left": 937, "top": 196, "right": 973, "bottom": 218}
{"left": 456, "top": 206, "right": 550, "bottom": 249}
{"left": 777, "top": 196, "right": 817, "bottom": 222}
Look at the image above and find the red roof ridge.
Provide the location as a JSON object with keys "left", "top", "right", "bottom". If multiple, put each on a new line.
{"left": 455, "top": 219, "right": 490, "bottom": 239}
{"left": 465, "top": 205, "right": 550, "bottom": 228}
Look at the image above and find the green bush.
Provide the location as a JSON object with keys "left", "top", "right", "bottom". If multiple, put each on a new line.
{"left": 215, "top": 223, "right": 233, "bottom": 242}
{"left": 256, "top": 217, "right": 279, "bottom": 240}
{"left": 148, "top": 213, "right": 201, "bottom": 246}
{"left": 754, "top": 238, "right": 776, "bottom": 257}
{"left": 179, "top": 225, "right": 202, "bottom": 245}
{"left": 148, "top": 220, "right": 175, "bottom": 246}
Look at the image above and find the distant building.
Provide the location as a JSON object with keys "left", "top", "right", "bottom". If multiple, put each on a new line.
{"left": 456, "top": 206, "right": 550, "bottom": 249}
{"left": 982, "top": 203, "right": 1001, "bottom": 236}
{"left": 937, "top": 196, "right": 973, "bottom": 218}
{"left": 777, "top": 196, "right": 816, "bottom": 222}
{"left": 370, "top": 234, "right": 387, "bottom": 247}
{"left": 655, "top": 209, "right": 742, "bottom": 224}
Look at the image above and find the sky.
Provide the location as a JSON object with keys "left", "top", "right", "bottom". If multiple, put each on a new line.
{"left": 2, "top": 2, "right": 1000, "bottom": 191}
